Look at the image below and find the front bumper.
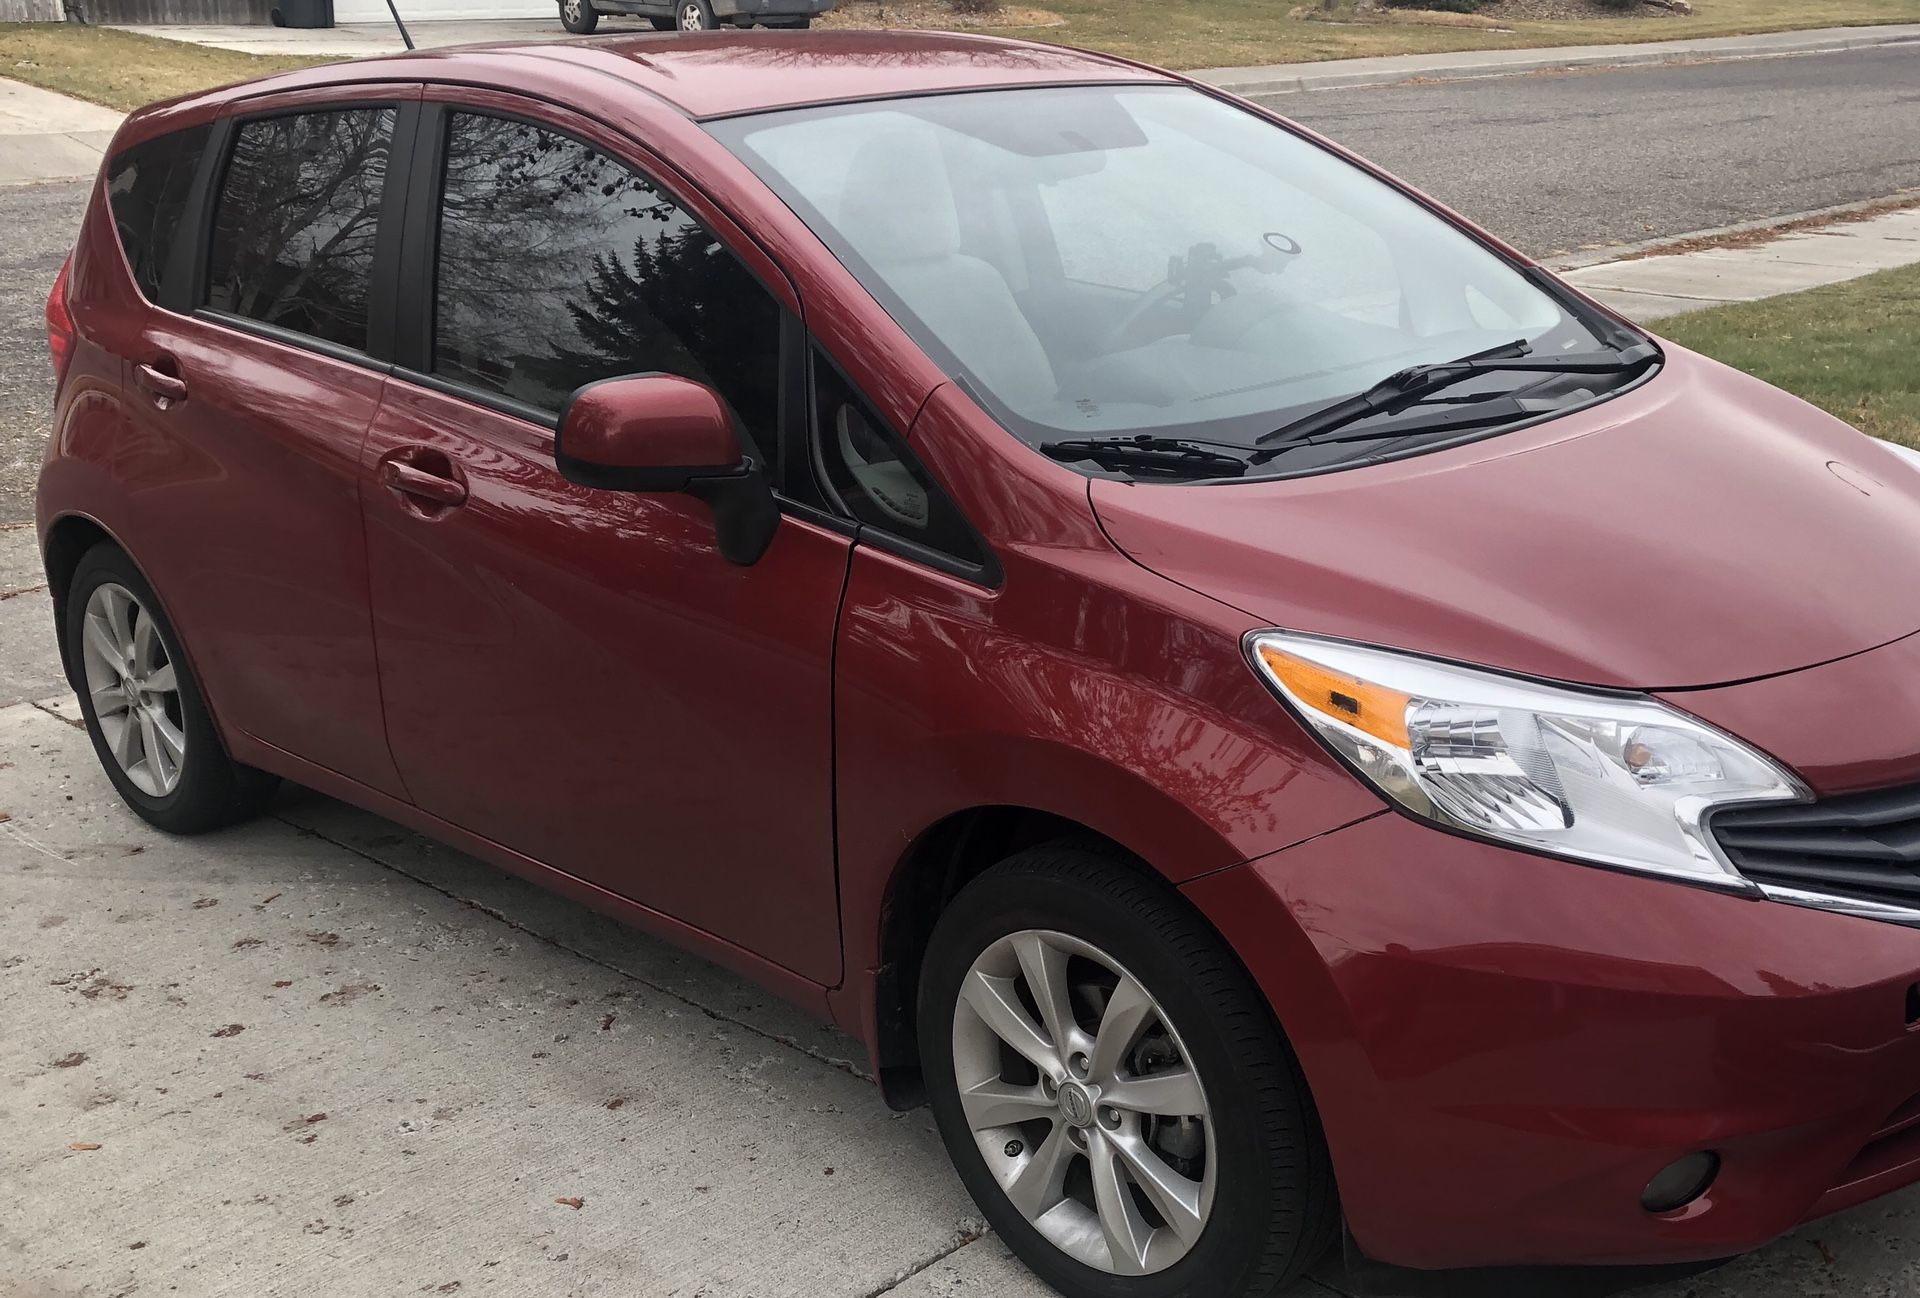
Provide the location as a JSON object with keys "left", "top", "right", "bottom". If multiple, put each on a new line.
{"left": 1186, "top": 810, "right": 1920, "bottom": 1270}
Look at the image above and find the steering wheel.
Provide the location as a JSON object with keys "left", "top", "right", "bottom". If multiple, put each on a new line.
{"left": 1099, "top": 234, "right": 1302, "bottom": 354}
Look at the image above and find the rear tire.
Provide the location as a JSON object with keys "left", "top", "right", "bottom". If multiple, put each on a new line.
{"left": 560, "top": 0, "right": 599, "bottom": 33}
{"left": 918, "top": 845, "right": 1339, "bottom": 1298}
{"left": 676, "top": 0, "right": 717, "bottom": 27}
{"left": 65, "top": 543, "right": 277, "bottom": 835}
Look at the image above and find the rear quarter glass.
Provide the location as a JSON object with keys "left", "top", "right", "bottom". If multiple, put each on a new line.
{"left": 104, "top": 123, "right": 214, "bottom": 303}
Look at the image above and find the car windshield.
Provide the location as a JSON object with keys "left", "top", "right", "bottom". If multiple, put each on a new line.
{"left": 710, "top": 85, "right": 1643, "bottom": 478}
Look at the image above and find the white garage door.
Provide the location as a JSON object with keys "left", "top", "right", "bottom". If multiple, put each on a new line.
{"left": 332, "top": 0, "right": 553, "bottom": 22}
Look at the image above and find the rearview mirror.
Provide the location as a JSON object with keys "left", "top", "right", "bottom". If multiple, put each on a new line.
{"left": 555, "top": 374, "right": 778, "bottom": 566}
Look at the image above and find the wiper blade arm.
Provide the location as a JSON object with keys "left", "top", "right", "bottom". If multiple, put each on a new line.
{"left": 1302, "top": 394, "right": 1548, "bottom": 446}
{"left": 1039, "top": 436, "right": 1250, "bottom": 478}
{"left": 1253, "top": 338, "right": 1658, "bottom": 455}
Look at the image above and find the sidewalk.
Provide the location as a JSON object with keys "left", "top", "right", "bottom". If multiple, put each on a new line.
{"left": 0, "top": 78, "right": 122, "bottom": 186}
{"left": 1562, "top": 204, "right": 1920, "bottom": 321}
{"left": 1198, "top": 21, "right": 1920, "bottom": 97}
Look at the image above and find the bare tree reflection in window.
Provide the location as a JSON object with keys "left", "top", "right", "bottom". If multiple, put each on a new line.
{"left": 207, "top": 109, "right": 394, "bottom": 352}
{"left": 433, "top": 113, "right": 778, "bottom": 444}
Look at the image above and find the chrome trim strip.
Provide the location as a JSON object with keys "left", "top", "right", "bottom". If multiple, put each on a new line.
{"left": 1757, "top": 883, "right": 1920, "bottom": 928}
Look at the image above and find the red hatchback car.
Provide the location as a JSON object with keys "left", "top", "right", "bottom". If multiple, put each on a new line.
{"left": 37, "top": 30, "right": 1920, "bottom": 1298}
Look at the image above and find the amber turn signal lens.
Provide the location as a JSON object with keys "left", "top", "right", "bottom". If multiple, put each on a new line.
{"left": 1257, "top": 645, "right": 1412, "bottom": 748}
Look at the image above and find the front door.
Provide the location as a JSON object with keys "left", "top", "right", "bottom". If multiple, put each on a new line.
{"left": 358, "top": 100, "right": 850, "bottom": 983}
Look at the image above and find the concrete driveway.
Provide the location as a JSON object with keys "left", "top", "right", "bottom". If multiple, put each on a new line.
{"left": 8, "top": 522, "right": 1920, "bottom": 1298}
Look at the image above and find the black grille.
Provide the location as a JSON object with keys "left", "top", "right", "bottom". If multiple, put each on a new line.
{"left": 1712, "top": 783, "right": 1920, "bottom": 907}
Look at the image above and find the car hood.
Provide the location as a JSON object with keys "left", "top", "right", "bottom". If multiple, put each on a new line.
{"left": 1089, "top": 347, "right": 1920, "bottom": 690}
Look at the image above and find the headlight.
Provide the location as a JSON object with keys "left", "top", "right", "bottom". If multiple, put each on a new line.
{"left": 1248, "top": 631, "right": 1808, "bottom": 889}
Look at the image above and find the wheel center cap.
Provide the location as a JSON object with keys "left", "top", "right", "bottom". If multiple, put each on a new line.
{"left": 1058, "top": 1080, "right": 1096, "bottom": 1128}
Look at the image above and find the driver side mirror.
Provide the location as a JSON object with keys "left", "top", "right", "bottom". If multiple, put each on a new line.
{"left": 555, "top": 374, "right": 778, "bottom": 566}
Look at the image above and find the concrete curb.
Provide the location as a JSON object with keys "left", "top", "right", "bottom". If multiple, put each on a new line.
{"left": 1196, "top": 22, "right": 1920, "bottom": 97}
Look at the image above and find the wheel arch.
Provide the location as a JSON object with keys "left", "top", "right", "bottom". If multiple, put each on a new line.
{"left": 43, "top": 512, "right": 122, "bottom": 692}
{"left": 861, "top": 805, "right": 1312, "bottom": 1114}
{"left": 866, "top": 806, "right": 1139, "bottom": 1108}
{"left": 41, "top": 511, "right": 233, "bottom": 750}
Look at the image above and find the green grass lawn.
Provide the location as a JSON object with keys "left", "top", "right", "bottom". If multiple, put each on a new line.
{"left": 0, "top": 25, "right": 329, "bottom": 112}
{"left": 1659, "top": 261, "right": 1920, "bottom": 449}
{"left": 990, "top": 0, "right": 1920, "bottom": 69}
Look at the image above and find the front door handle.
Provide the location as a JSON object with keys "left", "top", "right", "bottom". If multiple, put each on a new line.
{"left": 134, "top": 361, "right": 187, "bottom": 406}
{"left": 381, "top": 457, "right": 469, "bottom": 508}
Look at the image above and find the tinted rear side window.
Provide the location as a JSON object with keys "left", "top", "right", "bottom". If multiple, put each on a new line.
{"left": 206, "top": 108, "right": 396, "bottom": 351}
{"left": 431, "top": 111, "right": 780, "bottom": 429}
{"left": 106, "top": 124, "right": 212, "bottom": 304}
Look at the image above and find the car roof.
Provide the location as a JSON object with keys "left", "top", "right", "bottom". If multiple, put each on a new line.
{"left": 306, "top": 29, "right": 1176, "bottom": 120}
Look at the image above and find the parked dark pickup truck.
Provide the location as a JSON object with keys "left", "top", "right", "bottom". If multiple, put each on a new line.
{"left": 561, "top": 0, "right": 832, "bottom": 31}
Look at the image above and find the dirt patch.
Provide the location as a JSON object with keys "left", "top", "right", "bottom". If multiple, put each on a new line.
{"left": 304, "top": 931, "right": 345, "bottom": 948}
{"left": 1480, "top": 0, "right": 1680, "bottom": 20}
{"left": 1297, "top": 0, "right": 1676, "bottom": 25}
{"left": 818, "top": 0, "right": 1065, "bottom": 29}
{"left": 54, "top": 969, "right": 134, "bottom": 1001}
{"left": 319, "top": 982, "right": 379, "bottom": 1007}
{"left": 51, "top": 1051, "right": 87, "bottom": 1068}
{"left": 210, "top": 1023, "right": 245, "bottom": 1038}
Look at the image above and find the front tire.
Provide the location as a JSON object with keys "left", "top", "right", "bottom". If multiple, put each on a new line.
{"left": 65, "top": 543, "right": 277, "bottom": 834}
{"left": 559, "top": 0, "right": 599, "bottom": 33}
{"left": 919, "top": 845, "right": 1338, "bottom": 1298}
{"left": 676, "top": 0, "right": 717, "bottom": 28}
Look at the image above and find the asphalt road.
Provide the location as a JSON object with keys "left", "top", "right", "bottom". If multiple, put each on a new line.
{"left": 1277, "top": 43, "right": 1920, "bottom": 261}
{"left": 2, "top": 41, "right": 1919, "bottom": 523}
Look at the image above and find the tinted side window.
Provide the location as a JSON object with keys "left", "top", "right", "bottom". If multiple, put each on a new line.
{"left": 432, "top": 112, "right": 779, "bottom": 439}
{"left": 106, "top": 124, "right": 212, "bottom": 303}
{"left": 812, "top": 352, "right": 985, "bottom": 568}
{"left": 206, "top": 108, "right": 395, "bottom": 351}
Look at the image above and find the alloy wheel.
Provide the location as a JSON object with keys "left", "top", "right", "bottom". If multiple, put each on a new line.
{"left": 679, "top": 1, "right": 705, "bottom": 26}
{"left": 80, "top": 582, "right": 187, "bottom": 797}
{"left": 562, "top": 0, "right": 581, "bottom": 18}
{"left": 951, "top": 929, "right": 1216, "bottom": 1275}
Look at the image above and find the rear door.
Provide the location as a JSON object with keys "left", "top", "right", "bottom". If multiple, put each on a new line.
{"left": 112, "top": 87, "right": 420, "bottom": 795}
{"left": 357, "top": 93, "right": 851, "bottom": 983}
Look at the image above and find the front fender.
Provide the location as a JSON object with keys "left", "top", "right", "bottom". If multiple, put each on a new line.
{"left": 826, "top": 532, "right": 1382, "bottom": 1054}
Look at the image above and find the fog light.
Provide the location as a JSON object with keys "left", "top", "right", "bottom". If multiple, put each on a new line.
{"left": 1641, "top": 1151, "right": 1719, "bottom": 1213}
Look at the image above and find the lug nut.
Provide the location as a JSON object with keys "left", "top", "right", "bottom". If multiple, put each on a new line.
{"left": 1100, "top": 1106, "right": 1121, "bottom": 1128}
{"left": 1068, "top": 1053, "right": 1090, "bottom": 1079}
{"left": 1004, "top": 1139, "right": 1024, "bottom": 1158}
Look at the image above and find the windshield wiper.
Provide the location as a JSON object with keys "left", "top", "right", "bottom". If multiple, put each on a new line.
{"left": 1040, "top": 435, "right": 1251, "bottom": 479}
{"left": 1251, "top": 338, "right": 1658, "bottom": 461}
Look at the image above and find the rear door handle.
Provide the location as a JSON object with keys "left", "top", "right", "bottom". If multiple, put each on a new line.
{"left": 381, "top": 457, "right": 469, "bottom": 508}
{"left": 134, "top": 362, "right": 187, "bottom": 405}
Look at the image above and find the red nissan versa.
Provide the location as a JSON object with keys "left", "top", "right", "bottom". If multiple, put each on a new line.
{"left": 35, "top": 29, "right": 1920, "bottom": 1298}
